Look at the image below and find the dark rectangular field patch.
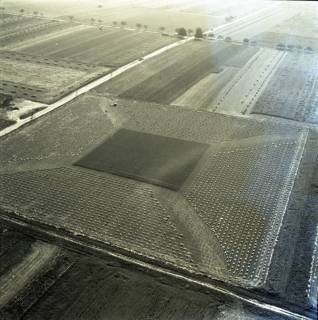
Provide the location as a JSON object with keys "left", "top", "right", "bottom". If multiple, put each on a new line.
{"left": 74, "top": 129, "right": 209, "bottom": 190}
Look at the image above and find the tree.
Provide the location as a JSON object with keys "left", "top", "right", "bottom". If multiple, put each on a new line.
{"left": 287, "top": 44, "right": 294, "bottom": 51}
{"left": 112, "top": 21, "right": 118, "bottom": 26}
{"left": 276, "top": 43, "right": 285, "bottom": 51}
{"left": 305, "top": 46, "right": 313, "bottom": 52}
{"left": 98, "top": 19, "right": 103, "bottom": 24}
{"left": 136, "top": 23, "right": 142, "bottom": 30}
{"left": 177, "top": 27, "right": 187, "bottom": 37}
{"left": 195, "top": 27, "right": 203, "bottom": 39}
{"left": 33, "top": 11, "right": 38, "bottom": 16}
{"left": 187, "top": 29, "right": 193, "bottom": 36}
{"left": 243, "top": 38, "right": 249, "bottom": 44}
{"left": 90, "top": 18, "right": 95, "bottom": 24}
{"left": 98, "top": 4, "right": 103, "bottom": 8}
{"left": 20, "top": 8, "right": 24, "bottom": 15}
{"left": 159, "top": 26, "right": 165, "bottom": 33}
{"left": 225, "top": 36, "right": 232, "bottom": 42}
{"left": 143, "top": 24, "right": 148, "bottom": 30}
{"left": 120, "top": 21, "right": 127, "bottom": 27}
{"left": 68, "top": 15, "right": 74, "bottom": 22}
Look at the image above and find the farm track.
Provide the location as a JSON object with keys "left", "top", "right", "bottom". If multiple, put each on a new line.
{"left": 212, "top": 48, "right": 286, "bottom": 115}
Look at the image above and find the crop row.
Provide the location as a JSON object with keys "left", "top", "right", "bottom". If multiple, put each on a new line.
{"left": 252, "top": 53, "right": 318, "bottom": 124}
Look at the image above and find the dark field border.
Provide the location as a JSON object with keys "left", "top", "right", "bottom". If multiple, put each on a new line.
{"left": 251, "top": 112, "right": 318, "bottom": 126}
{"left": 0, "top": 210, "right": 315, "bottom": 320}
{"left": 0, "top": 118, "right": 16, "bottom": 131}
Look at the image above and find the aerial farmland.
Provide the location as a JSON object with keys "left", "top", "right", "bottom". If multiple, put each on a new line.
{"left": 0, "top": 1, "right": 318, "bottom": 320}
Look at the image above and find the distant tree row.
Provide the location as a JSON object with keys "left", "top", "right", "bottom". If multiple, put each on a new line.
{"left": 175, "top": 27, "right": 203, "bottom": 38}
{"left": 13, "top": 8, "right": 43, "bottom": 16}
{"left": 276, "top": 42, "right": 313, "bottom": 52}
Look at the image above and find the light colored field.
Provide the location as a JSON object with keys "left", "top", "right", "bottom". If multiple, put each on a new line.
{"left": 0, "top": 52, "right": 110, "bottom": 103}
{"left": 172, "top": 67, "right": 239, "bottom": 110}
{"left": 214, "top": 3, "right": 298, "bottom": 41}
{"left": 1, "top": 57, "right": 90, "bottom": 88}
{"left": 0, "top": 242, "right": 58, "bottom": 308}
{"left": 212, "top": 48, "right": 286, "bottom": 115}
{"left": 8, "top": 24, "right": 92, "bottom": 50}
{"left": 251, "top": 11, "right": 318, "bottom": 51}
{"left": 95, "top": 41, "right": 255, "bottom": 106}
{"left": 16, "top": 26, "right": 177, "bottom": 67}
{"left": 3, "top": 0, "right": 226, "bottom": 32}
{"left": 95, "top": 40, "right": 207, "bottom": 96}
{"left": 270, "top": 11, "right": 318, "bottom": 39}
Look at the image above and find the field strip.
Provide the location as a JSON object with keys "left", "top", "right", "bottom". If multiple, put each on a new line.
{"left": 244, "top": 51, "right": 287, "bottom": 114}
{"left": 0, "top": 5, "right": 281, "bottom": 138}
{"left": 211, "top": 49, "right": 286, "bottom": 115}
{"left": 0, "top": 242, "right": 58, "bottom": 308}
{"left": 8, "top": 24, "right": 94, "bottom": 51}
{"left": 209, "top": 49, "right": 264, "bottom": 112}
{"left": 212, "top": 2, "right": 280, "bottom": 34}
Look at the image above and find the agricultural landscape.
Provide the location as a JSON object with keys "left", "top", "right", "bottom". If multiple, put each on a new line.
{"left": 0, "top": 1, "right": 318, "bottom": 320}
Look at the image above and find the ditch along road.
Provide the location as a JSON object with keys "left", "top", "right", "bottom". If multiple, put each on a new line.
{"left": 1, "top": 1, "right": 284, "bottom": 138}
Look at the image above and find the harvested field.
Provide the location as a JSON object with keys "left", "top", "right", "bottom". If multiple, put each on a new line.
{"left": 0, "top": 228, "right": 73, "bottom": 319}
{"left": 0, "top": 234, "right": 225, "bottom": 320}
{"left": 1, "top": 94, "right": 317, "bottom": 316}
{"left": 172, "top": 67, "right": 239, "bottom": 110}
{"left": 0, "top": 50, "right": 110, "bottom": 103}
{"left": 251, "top": 52, "right": 318, "bottom": 124}
{"left": 0, "top": 119, "right": 16, "bottom": 130}
{"left": 1, "top": 18, "right": 77, "bottom": 48}
{"left": 4, "top": 0, "right": 225, "bottom": 32}
{"left": 214, "top": 5, "right": 297, "bottom": 41}
{"left": 16, "top": 27, "right": 177, "bottom": 67}
{"left": 213, "top": 48, "right": 285, "bottom": 115}
{"left": 0, "top": 14, "right": 82, "bottom": 51}
{"left": 251, "top": 12, "right": 318, "bottom": 50}
{"left": 253, "top": 32, "right": 318, "bottom": 51}
{"left": 95, "top": 41, "right": 258, "bottom": 106}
